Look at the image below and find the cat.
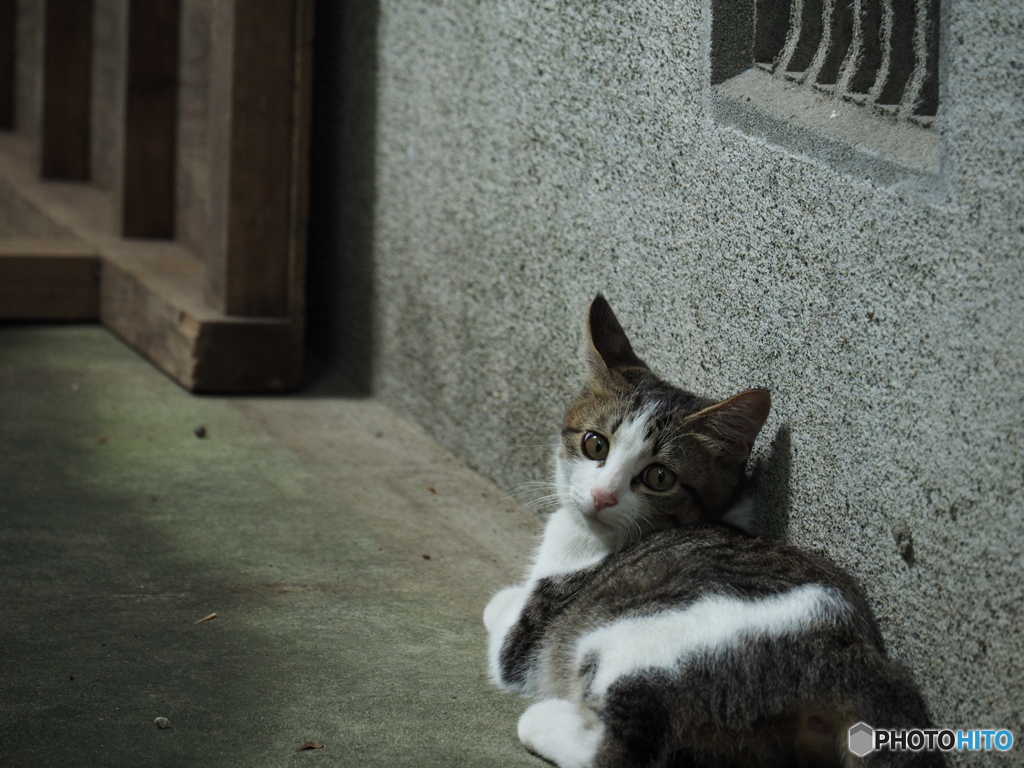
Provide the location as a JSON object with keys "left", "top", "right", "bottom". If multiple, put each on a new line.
{"left": 484, "top": 295, "right": 942, "bottom": 768}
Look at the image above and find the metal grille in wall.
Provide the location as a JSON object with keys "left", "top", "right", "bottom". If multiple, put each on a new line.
{"left": 753, "top": 0, "right": 940, "bottom": 125}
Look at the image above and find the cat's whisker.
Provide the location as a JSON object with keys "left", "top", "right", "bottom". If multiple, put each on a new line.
{"left": 635, "top": 512, "right": 656, "bottom": 538}
{"left": 517, "top": 495, "right": 563, "bottom": 512}
{"left": 510, "top": 486, "right": 562, "bottom": 506}
{"left": 511, "top": 480, "right": 560, "bottom": 492}
{"left": 511, "top": 485, "right": 560, "bottom": 495}
{"left": 615, "top": 522, "right": 633, "bottom": 553}
{"left": 524, "top": 494, "right": 561, "bottom": 502}
{"left": 513, "top": 492, "right": 558, "bottom": 505}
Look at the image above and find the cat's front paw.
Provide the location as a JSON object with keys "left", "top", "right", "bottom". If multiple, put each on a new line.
{"left": 518, "top": 699, "right": 604, "bottom": 768}
{"left": 485, "top": 584, "right": 531, "bottom": 690}
{"left": 483, "top": 584, "right": 528, "bottom": 634}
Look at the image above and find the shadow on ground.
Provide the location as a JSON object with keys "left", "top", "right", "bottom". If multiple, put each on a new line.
{"left": 0, "top": 325, "right": 539, "bottom": 768}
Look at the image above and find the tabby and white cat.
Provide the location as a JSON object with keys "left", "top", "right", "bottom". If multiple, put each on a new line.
{"left": 484, "top": 296, "right": 941, "bottom": 767}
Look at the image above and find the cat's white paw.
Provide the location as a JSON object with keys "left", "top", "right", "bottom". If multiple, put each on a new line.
{"left": 518, "top": 699, "right": 604, "bottom": 768}
{"left": 484, "top": 585, "right": 531, "bottom": 689}
{"left": 483, "top": 584, "right": 528, "bottom": 634}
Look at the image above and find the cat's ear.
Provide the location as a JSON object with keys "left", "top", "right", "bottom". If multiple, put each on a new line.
{"left": 685, "top": 389, "right": 771, "bottom": 465}
{"left": 586, "top": 294, "right": 648, "bottom": 377}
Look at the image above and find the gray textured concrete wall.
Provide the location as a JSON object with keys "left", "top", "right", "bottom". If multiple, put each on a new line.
{"left": 308, "top": 0, "right": 1024, "bottom": 743}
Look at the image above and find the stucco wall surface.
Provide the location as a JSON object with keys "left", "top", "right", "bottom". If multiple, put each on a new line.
{"left": 308, "top": 1, "right": 1024, "bottom": 747}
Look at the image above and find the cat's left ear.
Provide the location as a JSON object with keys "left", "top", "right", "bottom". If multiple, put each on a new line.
{"left": 685, "top": 389, "right": 771, "bottom": 465}
{"left": 586, "top": 294, "right": 649, "bottom": 378}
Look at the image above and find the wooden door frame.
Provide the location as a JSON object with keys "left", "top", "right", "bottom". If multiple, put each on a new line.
{"left": 0, "top": 0, "right": 313, "bottom": 393}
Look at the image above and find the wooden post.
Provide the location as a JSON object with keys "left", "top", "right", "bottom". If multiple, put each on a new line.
{"left": 122, "top": 0, "right": 179, "bottom": 238}
{"left": 206, "top": 0, "right": 295, "bottom": 318}
{"left": 41, "top": 0, "right": 93, "bottom": 180}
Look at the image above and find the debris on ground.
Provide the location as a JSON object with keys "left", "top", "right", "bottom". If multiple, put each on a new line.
{"left": 195, "top": 613, "right": 217, "bottom": 624}
{"left": 154, "top": 717, "right": 171, "bottom": 729}
{"left": 297, "top": 742, "right": 324, "bottom": 751}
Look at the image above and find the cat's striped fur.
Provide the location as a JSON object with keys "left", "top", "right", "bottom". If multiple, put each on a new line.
{"left": 484, "top": 295, "right": 941, "bottom": 767}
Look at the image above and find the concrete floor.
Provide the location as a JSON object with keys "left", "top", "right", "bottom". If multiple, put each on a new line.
{"left": 0, "top": 325, "right": 542, "bottom": 767}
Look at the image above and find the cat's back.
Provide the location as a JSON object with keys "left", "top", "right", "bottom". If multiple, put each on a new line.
{"left": 535, "top": 524, "right": 886, "bottom": 692}
{"left": 583, "top": 524, "right": 881, "bottom": 627}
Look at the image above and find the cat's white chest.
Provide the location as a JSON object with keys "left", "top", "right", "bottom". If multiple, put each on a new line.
{"left": 529, "top": 507, "right": 610, "bottom": 581}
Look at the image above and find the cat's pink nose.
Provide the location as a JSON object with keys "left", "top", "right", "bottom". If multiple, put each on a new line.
{"left": 591, "top": 489, "right": 618, "bottom": 511}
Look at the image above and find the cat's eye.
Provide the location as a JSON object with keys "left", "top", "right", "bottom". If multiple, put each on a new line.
{"left": 641, "top": 464, "right": 676, "bottom": 492}
{"left": 581, "top": 431, "right": 610, "bottom": 461}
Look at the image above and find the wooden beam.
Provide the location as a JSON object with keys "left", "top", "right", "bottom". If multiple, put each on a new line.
{"left": 207, "top": 0, "right": 295, "bottom": 317}
{"left": 0, "top": 0, "right": 14, "bottom": 129}
{"left": 0, "top": 239, "right": 100, "bottom": 320}
{"left": 101, "top": 246, "right": 302, "bottom": 392}
{"left": 122, "top": 0, "right": 179, "bottom": 238}
{"left": 41, "top": 0, "right": 94, "bottom": 180}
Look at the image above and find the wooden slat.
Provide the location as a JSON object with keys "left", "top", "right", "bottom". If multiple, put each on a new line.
{"left": 207, "top": 0, "right": 295, "bottom": 317}
{"left": 122, "top": 0, "right": 179, "bottom": 238}
{"left": 90, "top": 0, "right": 128, "bottom": 193}
{"left": 175, "top": 0, "right": 212, "bottom": 258}
{"left": 41, "top": 0, "right": 94, "bottom": 180}
{"left": 0, "top": 240, "right": 100, "bottom": 319}
{"left": 0, "top": 0, "right": 15, "bottom": 129}
{"left": 14, "top": 0, "right": 43, "bottom": 140}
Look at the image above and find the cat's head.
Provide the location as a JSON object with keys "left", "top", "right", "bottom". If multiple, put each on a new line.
{"left": 555, "top": 295, "right": 770, "bottom": 548}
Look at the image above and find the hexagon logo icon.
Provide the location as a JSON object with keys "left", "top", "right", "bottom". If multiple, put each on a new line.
{"left": 848, "top": 722, "right": 875, "bottom": 757}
